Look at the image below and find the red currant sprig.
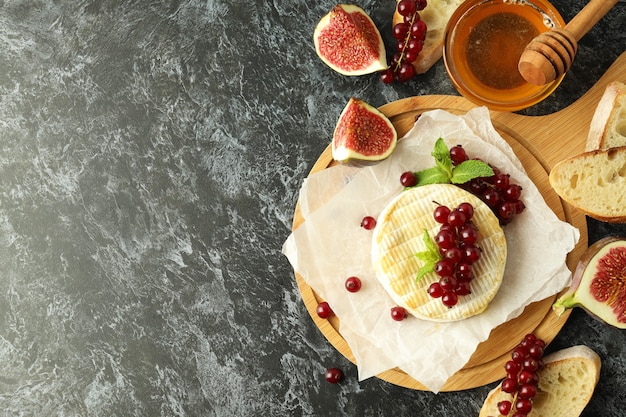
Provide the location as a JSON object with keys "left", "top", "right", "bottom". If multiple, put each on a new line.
{"left": 498, "top": 334, "right": 545, "bottom": 416}
{"left": 427, "top": 201, "right": 480, "bottom": 308}
{"left": 450, "top": 144, "right": 526, "bottom": 225}
{"left": 380, "top": 0, "right": 428, "bottom": 84}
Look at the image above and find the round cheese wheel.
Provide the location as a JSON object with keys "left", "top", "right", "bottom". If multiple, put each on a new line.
{"left": 372, "top": 184, "right": 507, "bottom": 322}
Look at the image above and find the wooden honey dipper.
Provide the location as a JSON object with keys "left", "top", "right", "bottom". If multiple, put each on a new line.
{"left": 518, "top": 0, "right": 619, "bottom": 86}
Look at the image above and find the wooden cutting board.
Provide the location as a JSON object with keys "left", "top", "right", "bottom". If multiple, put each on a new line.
{"left": 292, "top": 51, "right": 626, "bottom": 391}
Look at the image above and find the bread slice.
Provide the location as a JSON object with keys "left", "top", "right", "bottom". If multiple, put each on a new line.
{"left": 479, "top": 345, "right": 601, "bottom": 417}
{"left": 548, "top": 146, "right": 626, "bottom": 223}
{"left": 392, "top": 0, "right": 465, "bottom": 74}
{"left": 371, "top": 184, "right": 506, "bottom": 322}
{"left": 586, "top": 81, "right": 626, "bottom": 151}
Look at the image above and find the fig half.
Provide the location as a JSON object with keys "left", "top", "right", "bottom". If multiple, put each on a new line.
{"left": 331, "top": 98, "right": 397, "bottom": 164}
{"left": 553, "top": 236, "right": 626, "bottom": 328}
{"left": 313, "top": 4, "right": 387, "bottom": 76}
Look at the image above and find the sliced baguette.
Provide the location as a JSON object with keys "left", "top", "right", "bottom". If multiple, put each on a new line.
{"left": 548, "top": 146, "right": 626, "bottom": 223}
{"left": 586, "top": 81, "right": 626, "bottom": 151}
{"left": 392, "top": 0, "right": 464, "bottom": 74}
{"left": 479, "top": 345, "right": 601, "bottom": 417}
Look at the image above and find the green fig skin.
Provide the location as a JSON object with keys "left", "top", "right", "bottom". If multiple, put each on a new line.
{"left": 553, "top": 236, "right": 626, "bottom": 329}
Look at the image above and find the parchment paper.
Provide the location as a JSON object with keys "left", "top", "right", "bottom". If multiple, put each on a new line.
{"left": 282, "top": 108, "right": 579, "bottom": 393}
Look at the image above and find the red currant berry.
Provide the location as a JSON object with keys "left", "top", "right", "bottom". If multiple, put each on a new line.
{"left": 439, "top": 275, "right": 457, "bottom": 291}
{"left": 494, "top": 173, "right": 510, "bottom": 190}
{"left": 400, "top": 171, "right": 417, "bottom": 187}
{"left": 435, "top": 260, "right": 454, "bottom": 277}
{"left": 511, "top": 347, "right": 528, "bottom": 363}
{"left": 497, "top": 400, "right": 512, "bottom": 415}
{"left": 435, "top": 229, "right": 456, "bottom": 250}
{"left": 443, "top": 246, "right": 463, "bottom": 264}
{"left": 454, "top": 281, "right": 471, "bottom": 296}
{"left": 482, "top": 188, "right": 501, "bottom": 208}
{"left": 463, "top": 245, "right": 481, "bottom": 263}
{"left": 325, "top": 367, "right": 343, "bottom": 384}
{"left": 498, "top": 201, "right": 517, "bottom": 220}
{"left": 504, "top": 184, "right": 523, "bottom": 201}
{"left": 456, "top": 262, "right": 472, "bottom": 277}
{"left": 528, "top": 344, "right": 544, "bottom": 359}
{"left": 521, "top": 334, "right": 536, "bottom": 346}
{"left": 441, "top": 291, "right": 458, "bottom": 307}
{"left": 397, "top": 61, "right": 416, "bottom": 82}
{"left": 433, "top": 205, "right": 451, "bottom": 224}
{"left": 518, "top": 370, "right": 538, "bottom": 385}
{"left": 458, "top": 224, "right": 478, "bottom": 245}
{"left": 468, "top": 178, "right": 487, "bottom": 194}
{"left": 504, "top": 360, "right": 521, "bottom": 375}
{"left": 411, "top": 19, "right": 427, "bottom": 40}
{"left": 501, "top": 377, "right": 517, "bottom": 393}
{"left": 439, "top": 223, "right": 455, "bottom": 234}
{"left": 403, "top": 50, "right": 419, "bottom": 63}
{"left": 392, "top": 22, "right": 409, "bottom": 40}
{"left": 380, "top": 68, "right": 396, "bottom": 84}
{"left": 523, "top": 357, "right": 540, "bottom": 372}
{"left": 449, "top": 145, "right": 469, "bottom": 165}
{"left": 518, "top": 383, "right": 537, "bottom": 399}
{"left": 391, "top": 306, "right": 407, "bottom": 321}
{"left": 316, "top": 302, "right": 334, "bottom": 319}
{"left": 406, "top": 38, "right": 423, "bottom": 55}
{"left": 397, "top": 0, "right": 417, "bottom": 16}
{"left": 447, "top": 209, "right": 467, "bottom": 228}
{"left": 457, "top": 202, "right": 474, "bottom": 219}
{"left": 360, "top": 216, "right": 377, "bottom": 230}
{"left": 427, "top": 282, "right": 444, "bottom": 298}
{"left": 345, "top": 276, "right": 362, "bottom": 293}
{"left": 515, "top": 398, "right": 533, "bottom": 414}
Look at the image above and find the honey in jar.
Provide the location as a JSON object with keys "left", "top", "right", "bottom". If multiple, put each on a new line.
{"left": 443, "top": 0, "right": 566, "bottom": 111}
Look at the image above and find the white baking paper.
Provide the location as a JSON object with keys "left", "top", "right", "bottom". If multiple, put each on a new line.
{"left": 282, "top": 107, "right": 579, "bottom": 393}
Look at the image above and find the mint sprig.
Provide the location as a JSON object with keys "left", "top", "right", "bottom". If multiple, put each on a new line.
{"left": 412, "top": 138, "right": 494, "bottom": 187}
{"left": 415, "top": 229, "right": 441, "bottom": 282}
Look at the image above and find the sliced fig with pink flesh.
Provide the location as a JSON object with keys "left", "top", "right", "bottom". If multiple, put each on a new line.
{"left": 313, "top": 4, "right": 387, "bottom": 76}
{"left": 553, "top": 236, "right": 626, "bottom": 328}
{"left": 331, "top": 98, "right": 397, "bottom": 164}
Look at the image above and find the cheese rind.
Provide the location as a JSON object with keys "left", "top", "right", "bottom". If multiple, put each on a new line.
{"left": 372, "top": 184, "right": 507, "bottom": 322}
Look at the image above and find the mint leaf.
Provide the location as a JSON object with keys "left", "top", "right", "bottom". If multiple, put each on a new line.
{"left": 408, "top": 137, "right": 495, "bottom": 189}
{"left": 415, "top": 230, "right": 441, "bottom": 282}
{"left": 415, "top": 166, "right": 449, "bottom": 186}
{"left": 416, "top": 263, "right": 434, "bottom": 282}
{"left": 450, "top": 159, "right": 494, "bottom": 184}
{"left": 422, "top": 228, "right": 438, "bottom": 254}
{"left": 432, "top": 138, "right": 453, "bottom": 178}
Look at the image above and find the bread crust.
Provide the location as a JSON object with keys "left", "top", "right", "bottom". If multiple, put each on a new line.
{"left": 586, "top": 81, "right": 626, "bottom": 151}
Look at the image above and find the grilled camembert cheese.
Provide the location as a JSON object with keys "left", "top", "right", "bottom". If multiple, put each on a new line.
{"left": 372, "top": 184, "right": 507, "bottom": 322}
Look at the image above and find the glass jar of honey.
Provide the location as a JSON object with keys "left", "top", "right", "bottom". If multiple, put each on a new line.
{"left": 443, "top": 0, "right": 566, "bottom": 111}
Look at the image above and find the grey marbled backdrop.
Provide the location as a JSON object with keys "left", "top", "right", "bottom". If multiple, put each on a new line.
{"left": 0, "top": 0, "right": 625, "bottom": 416}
